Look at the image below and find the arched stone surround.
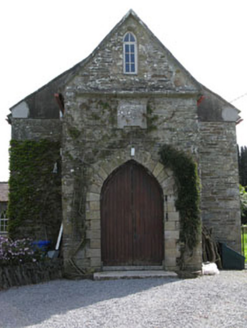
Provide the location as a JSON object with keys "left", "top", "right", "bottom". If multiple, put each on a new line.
{"left": 85, "top": 148, "right": 181, "bottom": 271}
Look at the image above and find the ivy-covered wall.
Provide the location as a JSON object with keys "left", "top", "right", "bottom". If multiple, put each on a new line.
{"left": 61, "top": 91, "right": 201, "bottom": 275}
{"left": 159, "top": 144, "right": 201, "bottom": 268}
{"left": 8, "top": 139, "right": 62, "bottom": 245}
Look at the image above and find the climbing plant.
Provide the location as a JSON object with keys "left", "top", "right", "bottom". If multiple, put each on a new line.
{"left": 159, "top": 145, "right": 201, "bottom": 254}
{"left": 8, "top": 139, "right": 62, "bottom": 242}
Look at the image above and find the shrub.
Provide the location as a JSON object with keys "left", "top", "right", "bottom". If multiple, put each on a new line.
{"left": 0, "top": 236, "right": 42, "bottom": 266}
{"left": 240, "top": 185, "right": 247, "bottom": 214}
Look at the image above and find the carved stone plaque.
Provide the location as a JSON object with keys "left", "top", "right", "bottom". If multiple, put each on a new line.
{"left": 117, "top": 99, "right": 147, "bottom": 129}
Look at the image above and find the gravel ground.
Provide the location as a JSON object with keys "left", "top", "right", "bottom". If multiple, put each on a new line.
{"left": 0, "top": 271, "right": 247, "bottom": 328}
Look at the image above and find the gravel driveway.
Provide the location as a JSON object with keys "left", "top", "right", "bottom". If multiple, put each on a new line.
{"left": 0, "top": 270, "right": 247, "bottom": 328}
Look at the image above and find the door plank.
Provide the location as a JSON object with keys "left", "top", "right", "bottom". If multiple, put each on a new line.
{"left": 101, "top": 161, "right": 163, "bottom": 266}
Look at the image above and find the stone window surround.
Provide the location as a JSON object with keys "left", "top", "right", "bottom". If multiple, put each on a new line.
{"left": 123, "top": 32, "right": 138, "bottom": 75}
{"left": 85, "top": 148, "right": 181, "bottom": 271}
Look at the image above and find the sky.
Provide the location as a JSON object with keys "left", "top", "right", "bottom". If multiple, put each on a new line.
{"left": 1, "top": 0, "right": 247, "bottom": 181}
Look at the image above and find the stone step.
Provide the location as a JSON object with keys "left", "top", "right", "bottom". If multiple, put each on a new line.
{"left": 93, "top": 270, "right": 178, "bottom": 280}
{"left": 103, "top": 266, "right": 163, "bottom": 271}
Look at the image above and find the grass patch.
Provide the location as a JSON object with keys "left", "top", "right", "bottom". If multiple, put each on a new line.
{"left": 241, "top": 226, "right": 247, "bottom": 262}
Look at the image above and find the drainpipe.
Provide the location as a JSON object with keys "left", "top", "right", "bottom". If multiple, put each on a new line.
{"left": 54, "top": 93, "right": 65, "bottom": 117}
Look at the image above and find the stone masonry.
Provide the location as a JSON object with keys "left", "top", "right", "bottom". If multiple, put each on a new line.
{"left": 8, "top": 10, "right": 241, "bottom": 276}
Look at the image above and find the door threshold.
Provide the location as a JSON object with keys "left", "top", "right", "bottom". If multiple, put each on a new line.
{"left": 103, "top": 266, "right": 163, "bottom": 271}
{"left": 94, "top": 270, "right": 178, "bottom": 280}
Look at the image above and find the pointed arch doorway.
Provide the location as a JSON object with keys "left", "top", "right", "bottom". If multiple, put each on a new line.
{"left": 101, "top": 160, "right": 164, "bottom": 266}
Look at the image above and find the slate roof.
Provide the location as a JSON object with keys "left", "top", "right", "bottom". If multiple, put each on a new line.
{"left": 0, "top": 183, "right": 9, "bottom": 202}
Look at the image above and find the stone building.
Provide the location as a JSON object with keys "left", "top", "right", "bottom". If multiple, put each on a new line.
{"left": 8, "top": 10, "right": 241, "bottom": 275}
{"left": 0, "top": 182, "right": 9, "bottom": 235}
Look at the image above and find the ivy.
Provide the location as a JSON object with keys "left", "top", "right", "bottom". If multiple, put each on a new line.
{"left": 8, "top": 140, "right": 62, "bottom": 243}
{"left": 145, "top": 104, "right": 159, "bottom": 132}
{"left": 159, "top": 145, "right": 201, "bottom": 253}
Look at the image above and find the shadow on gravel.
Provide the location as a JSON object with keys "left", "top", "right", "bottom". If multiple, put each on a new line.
{"left": 0, "top": 277, "right": 180, "bottom": 327}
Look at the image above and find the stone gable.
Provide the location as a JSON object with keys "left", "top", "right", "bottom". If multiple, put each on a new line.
{"left": 8, "top": 10, "right": 241, "bottom": 276}
{"left": 66, "top": 14, "right": 199, "bottom": 95}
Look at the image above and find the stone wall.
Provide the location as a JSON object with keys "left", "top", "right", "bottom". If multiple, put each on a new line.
{"left": 0, "top": 260, "right": 63, "bottom": 290}
{"left": 11, "top": 118, "right": 62, "bottom": 141}
{"left": 65, "top": 15, "right": 198, "bottom": 95}
{"left": 61, "top": 93, "right": 201, "bottom": 275}
{"left": 199, "top": 121, "right": 241, "bottom": 252}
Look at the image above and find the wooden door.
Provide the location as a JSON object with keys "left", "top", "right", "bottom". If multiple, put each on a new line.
{"left": 101, "top": 160, "right": 163, "bottom": 266}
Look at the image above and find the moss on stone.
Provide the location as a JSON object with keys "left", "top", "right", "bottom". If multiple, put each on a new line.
{"left": 146, "top": 103, "right": 159, "bottom": 132}
{"left": 68, "top": 127, "right": 81, "bottom": 139}
{"left": 90, "top": 113, "right": 101, "bottom": 120}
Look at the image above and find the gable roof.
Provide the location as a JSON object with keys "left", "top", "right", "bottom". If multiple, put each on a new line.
{"left": 0, "top": 183, "right": 9, "bottom": 202}
{"left": 8, "top": 9, "right": 240, "bottom": 122}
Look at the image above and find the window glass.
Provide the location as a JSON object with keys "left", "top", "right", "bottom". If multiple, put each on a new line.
{"left": 124, "top": 34, "right": 129, "bottom": 42}
{"left": 123, "top": 33, "right": 137, "bottom": 74}
{"left": 130, "top": 34, "right": 135, "bottom": 42}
